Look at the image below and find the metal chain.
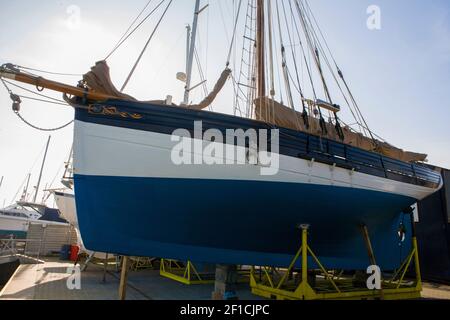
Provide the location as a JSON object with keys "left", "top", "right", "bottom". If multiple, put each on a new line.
{"left": 2, "top": 76, "right": 74, "bottom": 132}
{"left": 14, "top": 111, "right": 74, "bottom": 132}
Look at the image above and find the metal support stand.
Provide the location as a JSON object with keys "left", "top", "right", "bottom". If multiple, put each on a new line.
{"left": 160, "top": 259, "right": 215, "bottom": 285}
{"left": 81, "top": 252, "right": 95, "bottom": 272}
{"left": 130, "top": 257, "right": 158, "bottom": 271}
{"left": 250, "top": 224, "right": 423, "bottom": 300}
{"left": 212, "top": 265, "right": 239, "bottom": 300}
{"left": 361, "top": 224, "right": 384, "bottom": 300}
{"left": 102, "top": 253, "right": 108, "bottom": 283}
{"left": 160, "top": 259, "right": 250, "bottom": 286}
{"left": 119, "top": 256, "right": 130, "bottom": 300}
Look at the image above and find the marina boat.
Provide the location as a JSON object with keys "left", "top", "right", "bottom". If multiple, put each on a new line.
{"left": 52, "top": 154, "right": 111, "bottom": 259}
{"left": 0, "top": 0, "right": 443, "bottom": 270}
{"left": 0, "top": 136, "right": 68, "bottom": 239}
{"left": 0, "top": 201, "right": 68, "bottom": 239}
{"left": 53, "top": 189, "right": 110, "bottom": 260}
{"left": 53, "top": 191, "right": 77, "bottom": 227}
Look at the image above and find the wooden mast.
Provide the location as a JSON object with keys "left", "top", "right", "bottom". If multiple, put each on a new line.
{"left": 256, "top": 0, "right": 266, "bottom": 100}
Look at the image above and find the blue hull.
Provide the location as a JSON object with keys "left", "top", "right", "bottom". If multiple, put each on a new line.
{"left": 75, "top": 174, "right": 414, "bottom": 270}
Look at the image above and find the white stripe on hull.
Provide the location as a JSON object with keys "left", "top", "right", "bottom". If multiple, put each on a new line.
{"left": 0, "top": 215, "right": 30, "bottom": 233}
{"left": 74, "top": 120, "right": 440, "bottom": 201}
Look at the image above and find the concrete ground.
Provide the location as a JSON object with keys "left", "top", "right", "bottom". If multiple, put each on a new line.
{"left": 0, "top": 258, "right": 257, "bottom": 300}
{"left": 422, "top": 282, "right": 450, "bottom": 300}
{"left": 1, "top": 258, "right": 449, "bottom": 300}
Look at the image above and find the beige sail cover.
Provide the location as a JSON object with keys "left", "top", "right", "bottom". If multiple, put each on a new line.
{"left": 254, "top": 97, "right": 427, "bottom": 163}
{"left": 188, "top": 68, "right": 232, "bottom": 110}
{"left": 83, "top": 61, "right": 229, "bottom": 109}
{"left": 83, "top": 61, "right": 137, "bottom": 101}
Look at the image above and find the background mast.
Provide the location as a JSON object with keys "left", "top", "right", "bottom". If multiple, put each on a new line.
{"left": 183, "top": 0, "right": 201, "bottom": 105}
{"left": 33, "top": 135, "right": 51, "bottom": 204}
{"left": 256, "top": 0, "right": 266, "bottom": 100}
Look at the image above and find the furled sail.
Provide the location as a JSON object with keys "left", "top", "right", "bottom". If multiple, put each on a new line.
{"left": 83, "top": 61, "right": 229, "bottom": 109}
{"left": 254, "top": 97, "right": 427, "bottom": 163}
{"left": 83, "top": 61, "right": 137, "bottom": 101}
{"left": 83, "top": 61, "right": 176, "bottom": 106}
{"left": 187, "top": 68, "right": 232, "bottom": 110}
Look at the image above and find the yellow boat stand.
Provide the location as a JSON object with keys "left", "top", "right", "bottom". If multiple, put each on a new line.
{"left": 160, "top": 259, "right": 252, "bottom": 286}
{"left": 160, "top": 260, "right": 216, "bottom": 285}
{"left": 250, "top": 224, "right": 422, "bottom": 300}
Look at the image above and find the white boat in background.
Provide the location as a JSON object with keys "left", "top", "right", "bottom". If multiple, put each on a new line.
{"left": 52, "top": 187, "right": 110, "bottom": 259}
{"left": 0, "top": 136, "right": 69, "bottom": 239}
{"left": 0, "top": 201, "right": 69, "bottom": 239}
{"left": 53, "top": 190, "right": 77, "bottom": 226}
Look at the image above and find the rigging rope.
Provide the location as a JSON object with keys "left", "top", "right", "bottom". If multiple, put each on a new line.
{"left": 194, "top": 47, "right": 213, "bottom": 111}
{"left": 105, "top": 0, "right": 167, "bottom": 60}
{"left": 121, "top": 0, "right": 173, "bottom": 92}
{"left": 233, "top": 0, "right": 256, "bottom": 117}
{"left": 274, "top": 0, "right": 302, "bottom": 132}
{"left": 3, "top": 79, "right": 67, "bottom": 104}
{"left": 305, "top": 0, "right": 373, "bottom": 130}
{"left": 107, "top": 0, "right": 154, "bottom": 59}
{"left": 15, "top": 65, "right": 82, "bottom": 77}
{"left": 16, "top": 95, "right": 68, "bottom": 107}
{"left": 274, "top": 1, "right": 295, "bottom": 112}
{"left": 226, "top": 0, "right": 244, "bottom": 66}
{"left": 293, "top": 0, "right": 347, "bottom": 137}
{"left": 300, "top": 0, "right": 374, "bottom": 142}
{"left": 281, "top": 0, "right": 308, "bottom": 121}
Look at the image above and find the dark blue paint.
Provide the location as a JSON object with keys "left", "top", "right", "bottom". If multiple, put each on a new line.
{"left": 74, "top": 174, "right": 414, "bottom": 270}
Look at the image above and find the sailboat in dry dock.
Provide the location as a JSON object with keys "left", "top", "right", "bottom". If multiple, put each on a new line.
{"left": 0, "top": 0, "right": 443, "bottom": 270}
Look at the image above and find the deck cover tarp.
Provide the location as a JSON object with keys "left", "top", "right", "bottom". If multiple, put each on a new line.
{"left": 254, "top": 97, "right": 427, "bottom": 163}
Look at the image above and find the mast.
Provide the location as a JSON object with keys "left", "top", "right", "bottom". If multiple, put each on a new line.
{"left": 63, "top": 145, "right": 74, "bottom": 180}
{"left": 21, "top": 173, "right": 31, "bottom": 201}
{"left": 186, "top": 25, "right": 192, "bottom": 76}
{"left": 183, "top": 0, "right": 201, "bottom": 105}
{"left": 0, "top": 176, "right": 3, "bottom": 204}
{"left": 33, "top": 135, "right": 51, "bottom": 204}
{"left": 256, "top": 0, "right": 266, "bottom": 99}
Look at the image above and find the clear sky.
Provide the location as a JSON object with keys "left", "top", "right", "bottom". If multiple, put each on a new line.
{"left": 0, "top": 0, "right": 449, "bottom": 206}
